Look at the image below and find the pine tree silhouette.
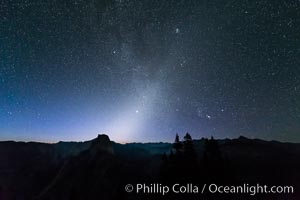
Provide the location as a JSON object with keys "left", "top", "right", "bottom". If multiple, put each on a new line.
{"left": 203, "top": 136, "right": 224, "bottom": 182}
{"left": 183, "top": 132, "right": 196, "bottom": 158}
{"left": 172, "top": 133, "right": 183, "bottom": 155}
{"left": 160, "top": 133, "right": 199, "bottom": 182}
{"left": 203, "top": 136, "right": 222, "bottom": 162}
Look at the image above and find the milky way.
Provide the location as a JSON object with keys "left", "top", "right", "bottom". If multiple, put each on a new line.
{"left": 0, "top": 0, "right": 299, "bottom": 142}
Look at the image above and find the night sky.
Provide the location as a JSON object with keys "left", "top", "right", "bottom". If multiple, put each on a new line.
{"left": 1, "top": 0, "right": 299, "bottom": 143}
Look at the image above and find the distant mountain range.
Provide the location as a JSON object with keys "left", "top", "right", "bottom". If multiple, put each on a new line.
{"left": 0, "top": 135, "right": 299, "bottom": 200}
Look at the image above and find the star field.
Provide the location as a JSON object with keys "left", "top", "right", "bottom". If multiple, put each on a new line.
{"left": 0, "top": 0, "right": 299, "bottom": 142}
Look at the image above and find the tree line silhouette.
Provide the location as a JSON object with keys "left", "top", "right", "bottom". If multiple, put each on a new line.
{"left": 160, "top": 133, "right": 225, "bottom": 183}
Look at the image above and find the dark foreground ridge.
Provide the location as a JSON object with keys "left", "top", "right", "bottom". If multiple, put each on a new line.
{"left": 0, "top": 134, "right": 300, "bottom": 200}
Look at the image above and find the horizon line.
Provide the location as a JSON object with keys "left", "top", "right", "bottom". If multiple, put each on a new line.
{"left": 0, "top": 134, "right": 299, "bottom": 145}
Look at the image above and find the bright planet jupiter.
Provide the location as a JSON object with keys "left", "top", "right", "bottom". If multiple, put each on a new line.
{"left": 0, "top": 0, "right": 299, "bottom": 143}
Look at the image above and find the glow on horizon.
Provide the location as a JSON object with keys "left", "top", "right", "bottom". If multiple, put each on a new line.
{"left": 94, "top": 81, "right": 163, "bottom": 143}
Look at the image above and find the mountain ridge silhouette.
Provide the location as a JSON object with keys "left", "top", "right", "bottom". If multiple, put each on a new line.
{"left": 0, "top": 134, "right": 300, "bottom": 200}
